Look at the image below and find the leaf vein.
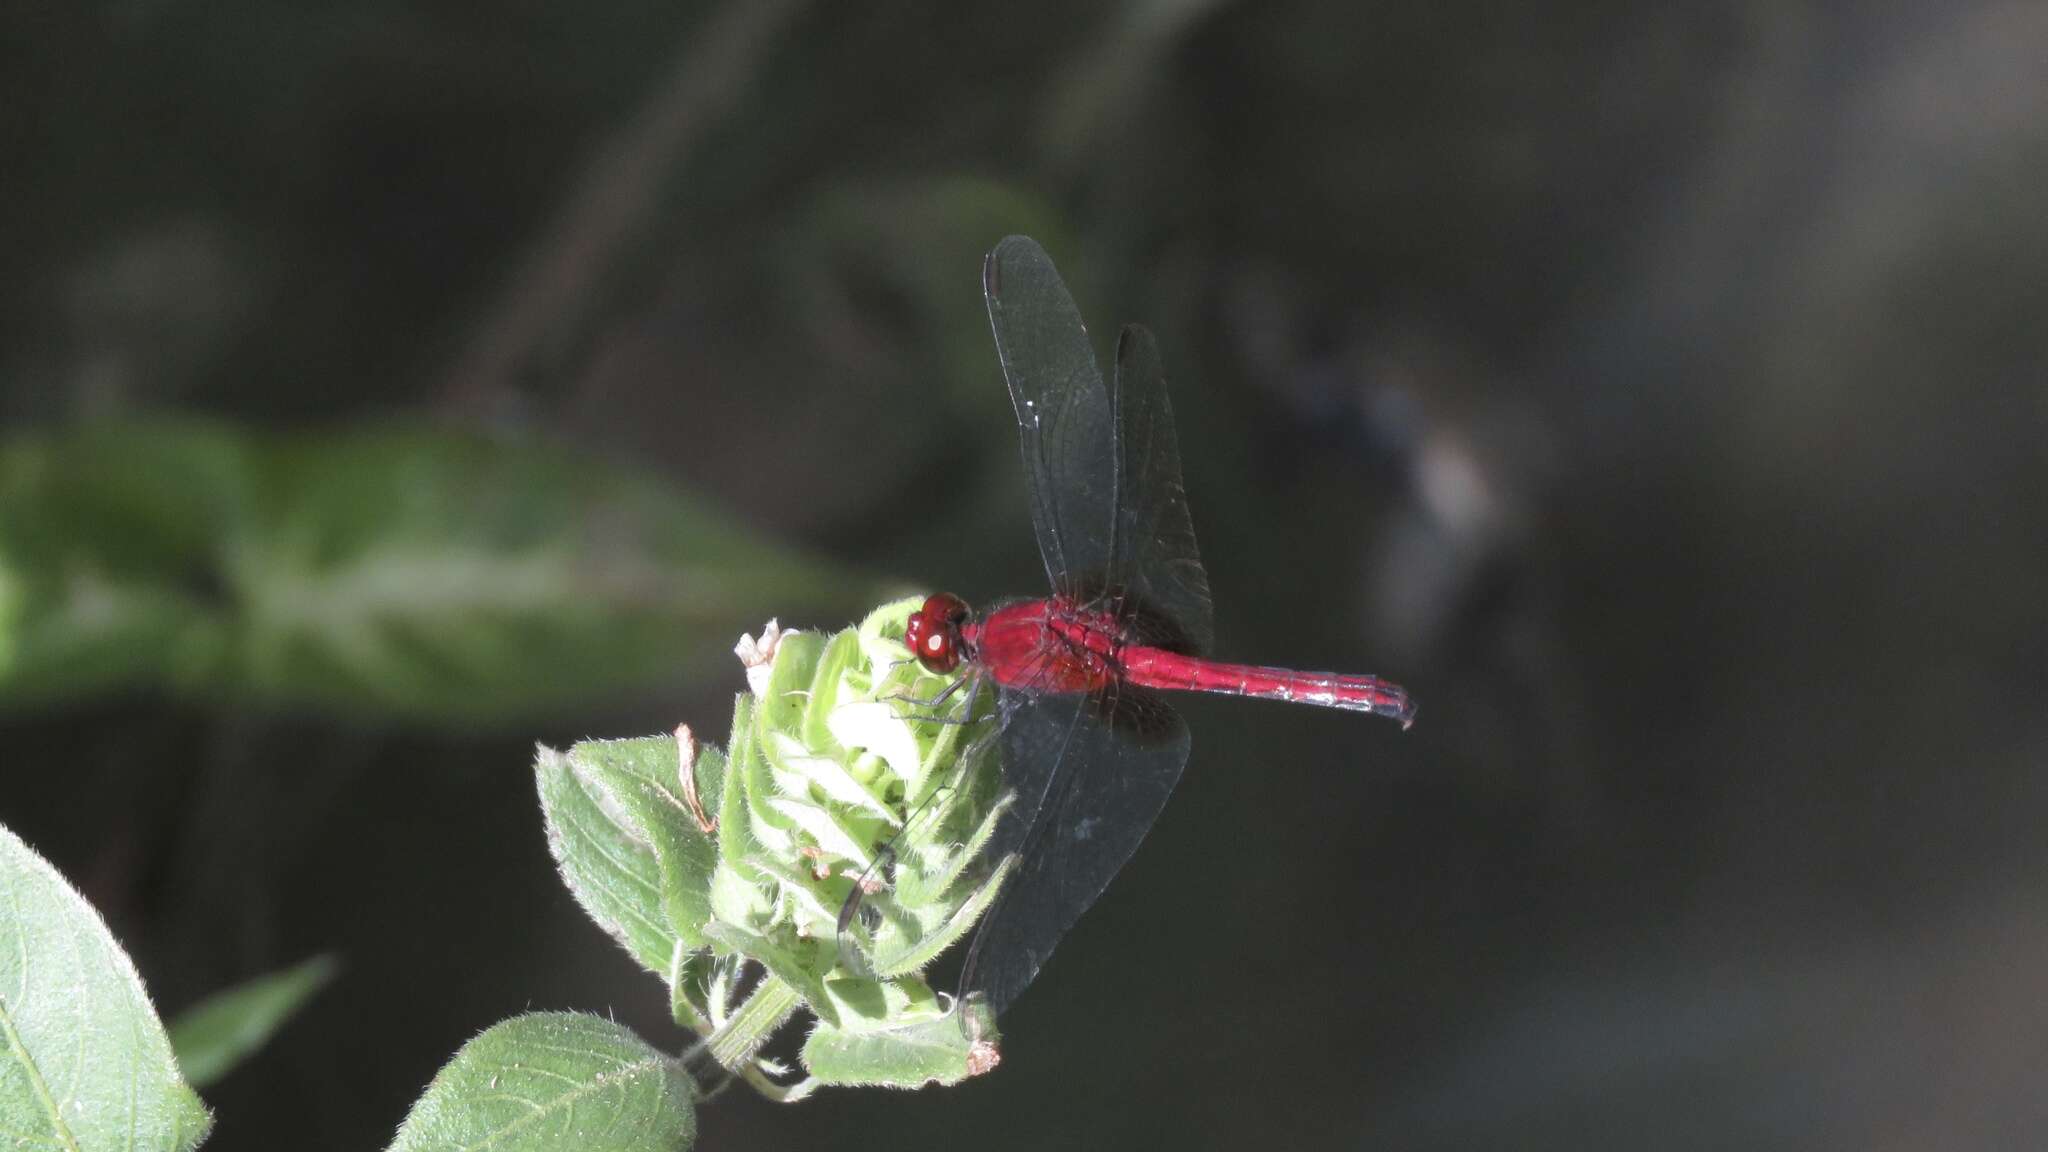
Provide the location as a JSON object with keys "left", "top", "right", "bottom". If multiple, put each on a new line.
{"left": 457, "top": 1056, "right": 668, "bottom": 1152}
{"left": 0, "top": 994, "right": 82, "bottom": 1152}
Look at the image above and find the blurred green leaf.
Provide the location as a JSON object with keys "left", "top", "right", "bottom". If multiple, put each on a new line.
{"left": 388, "top": 1013, "right": 694, "bottom": 1152}
{"left": 0, "top": 822, "right": 213, "bottom": 1151}
{"left": 0, "top": 422, "right": 245, "bottom": 703}
{"left": 0, "top": 420, "right": 867, "bottom": 720}
{"left": 168, "top": 954, "right": 338, "bottom": 1090}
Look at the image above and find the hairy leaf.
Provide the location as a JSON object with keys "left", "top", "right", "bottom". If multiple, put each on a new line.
{"left": 537, "top": 746, "right": 676, "bottom": 976}
{"left": 802, "top": 1005, "right": 997, "bottom": 1089}
{"left": 563, "top": 737, "right": 722, "bottom": 951}
{"left": 0, "top": 823, "right": 213, "bottom": 1151}
{"left": 389, "top": 1013, "right": 694, "bottom": 1152}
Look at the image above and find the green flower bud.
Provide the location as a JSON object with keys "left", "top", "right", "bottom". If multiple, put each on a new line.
{"left": 705, "top": 597, "right": 1008, "bottom": 1082}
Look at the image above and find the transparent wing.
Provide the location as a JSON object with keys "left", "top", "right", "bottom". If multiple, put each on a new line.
{"left": 967, "top": 242, "right": 1205, "bottom": 1020}
{"left": 1107, "top": 324, "right": 1214, "bottom": 655}
{"left": 983, "top": 235, "right": 1116, "bottom": 598}
{"left": 960, "top": 683, "right": 1191, "bottom": 1019}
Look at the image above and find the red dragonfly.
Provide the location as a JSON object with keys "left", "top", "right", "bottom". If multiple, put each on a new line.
{"left": 888, "top": 237, "right": 1413, "bottom": 1023}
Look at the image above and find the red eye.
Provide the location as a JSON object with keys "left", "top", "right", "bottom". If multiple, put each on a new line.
{"left": 922, "top": 592, "right": 969, "bottom": 624}
{"left": 907, "top": 593, "right": 970, "bottom": 673}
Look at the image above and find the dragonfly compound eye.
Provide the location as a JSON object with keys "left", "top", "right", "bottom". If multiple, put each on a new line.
{"left": 905, "top": 596, "right": 963, "bottom": 673}
{"left": 923, "top": 592, "right": 970, "bottom": 623}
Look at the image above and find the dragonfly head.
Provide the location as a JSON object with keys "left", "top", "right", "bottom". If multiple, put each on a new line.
{"left": 906, "top": 592, "right": 971, "bottom": 674}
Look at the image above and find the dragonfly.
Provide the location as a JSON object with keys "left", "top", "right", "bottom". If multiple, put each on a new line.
{"left": 870, "top": 236, "right": 1413, "bottom": 1028}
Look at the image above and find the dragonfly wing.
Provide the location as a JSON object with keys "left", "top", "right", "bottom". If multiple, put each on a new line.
{"left": 961, "top": 684, "right": 1191, "bottom": 1019}
{"left": 1108, "top": 324, "right": 1214, "bottom": 655}
{"left": 984, "top": 236, "right": 1117, "bottom": 598}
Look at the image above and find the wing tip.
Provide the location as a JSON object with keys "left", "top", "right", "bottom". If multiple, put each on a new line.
{"left": 985, "top": 235, "right": 1056, "bottom": 303}
{"left": 1114, "top": 322, "right": 1161, "bottom": 366}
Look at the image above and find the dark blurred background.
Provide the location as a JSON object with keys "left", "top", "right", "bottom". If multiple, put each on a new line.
{"left": 4, "top": 1, "right": 2045, "bottom": 1148}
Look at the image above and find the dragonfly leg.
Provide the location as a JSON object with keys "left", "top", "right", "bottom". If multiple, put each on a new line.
{"left": 837, "top": 842, "right": 899, "bottom": 935}
{"left": 834, "top": 783, "right": 955, "bottom": 973}
{"left": 884, "top": 672, "right": 983, "bottom": 726}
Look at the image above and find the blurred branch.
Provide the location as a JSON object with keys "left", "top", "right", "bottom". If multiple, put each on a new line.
{"left": 438, "top": 0, "right": 807, "bottom": 417}
{"left": 1037, "top": 0, "right": 1236, "bottom": 176}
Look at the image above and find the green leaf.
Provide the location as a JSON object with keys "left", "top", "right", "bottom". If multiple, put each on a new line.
{"left": 536, "top": 746, "right": 676, "bottom": 977}
{"left": 717, "top": 695, "right": 764, "bottom": 878}
{"left": 871, "top": 852, "right": 1015, "bottom": 979}
{"left": 0, "top": 420, "right": 869, "bottom": 720}
{"left": 655, "top": 743, "right": 725, "bottom": 948}
{"left": 167, "top": 953, "right": 338, "bottom": 1089}
{"left": 389, "top": 1013, "right": 694, "bottom": 1152}
{"left": 666, "top": 951, "right": 719, "bottom": 1034}
{"left": 562, "top": 737, "right": 721, "bottom": 951}
{"left": 700, "top": 920, "right": 836, "bottom": 1028}
{"left": 802, "top": 1003, "right": 999, "bottom": 1089}
{"left": 739, "top": 704, "right": 800, "bottom": 859}
{"left": 798, "top": 628, "right": 859, "bottom": 756}
{"left": 0, "top": 822, "right": 213, "bottom": 1151}
{"left": 708, "top": 860, "right": 775, "bottom": 932}
{"left": 818, "top": 976, "right": 944, "bottom": 1034}
{"left": 753, "top": 629, "right": 825, "bottom": 737}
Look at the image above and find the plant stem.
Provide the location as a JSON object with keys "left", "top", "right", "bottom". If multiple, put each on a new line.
{"left": 705, "top": 971, "right": 800, "bottom": 1071}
